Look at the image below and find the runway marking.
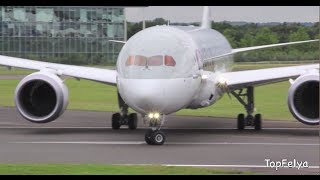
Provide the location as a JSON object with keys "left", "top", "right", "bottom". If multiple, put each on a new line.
{"left": 11, "top": 141, "right": 146, "bottom": 145}
{"left": 163, "top": 164, "right": 320, "bottom": 169}
{"left": 118, "top": 163, "right": 320, "bottom": 169}
{"left": 0, "top": 126, "right": 318, "bottom": 130}
{"left": 10, "top": 141, "right": 320, "bottom": 146}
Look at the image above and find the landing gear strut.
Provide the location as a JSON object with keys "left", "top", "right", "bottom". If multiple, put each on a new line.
{"left": 231, "top": 86, "right": 262, "bottom": 130}
{"left": 111, "top": 93, "right": 138, "bottom": 130}
{"left": 144, "top": 114, "right": 166, "bottom": 145}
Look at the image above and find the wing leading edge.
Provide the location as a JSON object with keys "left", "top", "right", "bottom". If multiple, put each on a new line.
{"left": 0, "top": 55, "right": 117, "bottom": 86}
{"left": 209, "top": 39, "right": 319, "bottom": 90}
{"left": 204, "top": 39, "right": 319, "bottom": 62}
{"left": 219, "top": 64, "right": 319, "bottom": 90}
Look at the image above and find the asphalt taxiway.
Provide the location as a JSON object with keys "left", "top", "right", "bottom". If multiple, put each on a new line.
{"left": 0, "top": 107, "right": 319, "bottom": 175}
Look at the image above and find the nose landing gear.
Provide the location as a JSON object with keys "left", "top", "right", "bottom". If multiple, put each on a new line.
{"left": 145, "top": 129, "right": 166, "bottom": 145}
{"left": 144, "top": 114, "right": 166, "bottom": 145}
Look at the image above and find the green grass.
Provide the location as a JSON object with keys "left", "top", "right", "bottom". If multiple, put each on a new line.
{"left": 0, "top": 67, "right": 35, "bottom": 75}
{"left": 0, "top": 63, "right": 309, "bottom": 121}
{"left": 231, "top": 63, "right": 305, "bottom": 71}
{"left": 0, "top": 66, "right": 115, "bottom": 75}
{"left": 0, "top": 164, "right": 250, "bottom": 175}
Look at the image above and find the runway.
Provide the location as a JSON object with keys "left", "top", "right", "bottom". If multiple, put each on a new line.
{"left": 0, "top": 107, "right": 319, "bottom": 175}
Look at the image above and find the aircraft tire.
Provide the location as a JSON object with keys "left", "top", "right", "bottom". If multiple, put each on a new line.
{"left": 128, "top": 113, "right": 138, "bottom": 130}
{"left": 254, "top": 114, "right": 262, "bottom": 130}
{"left": 112, "top": 113, "right": 121, "bottom": 130}
{"left": 237, "top": 113, "right": 245, "bottom": 130}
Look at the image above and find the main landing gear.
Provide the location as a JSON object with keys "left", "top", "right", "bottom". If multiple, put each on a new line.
{"left": 112, "top": 113, "right": 138, "bottom": 130}
{"left": 231, "top": 86, "right": 262, "bottom": 130}
{"left": 144, "top": 114, "right": 166, "bottom": 145}
{"left": 111, "top": 93, "right": 138, "bottom": 130}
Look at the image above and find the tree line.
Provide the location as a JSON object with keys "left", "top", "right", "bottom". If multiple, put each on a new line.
{"left": 127, "top": 18, "right": 319, "bottom": 62}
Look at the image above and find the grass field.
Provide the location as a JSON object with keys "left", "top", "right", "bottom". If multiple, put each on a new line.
{"left": 0, "top": 164, "right": 250, "bottom": 175}
{"left": 0, "top": 67, "right": 35, "bottom": 75}
{"left": 0, "top": 63, "right": 313, "bottom": 121}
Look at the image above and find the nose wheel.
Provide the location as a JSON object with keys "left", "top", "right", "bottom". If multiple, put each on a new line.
{"left": 145, "top": 129, "right": 166, "bottom": 145}
{"left": 144, "top": 114, "right": 166, "bottom": 145}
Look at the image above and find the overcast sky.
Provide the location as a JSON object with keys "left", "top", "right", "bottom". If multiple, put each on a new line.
{"left": 125, "top": 6, "right": 319, "bottom": 23}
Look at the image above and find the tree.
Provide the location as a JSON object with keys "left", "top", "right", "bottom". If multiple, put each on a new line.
{"left": 223, "top": 29, "right": 237, "bottom": 48}
{"left": 289, "top": 27, "right": 310, "bottom": 41}
{"left": 239, "top": 33, "right": 254, "bottom": 47}
{"left": 289, "top": 26, "right": 312, "bottom": 53}
{"left": 253, "top": 27, "right": 279, "bottom": 45}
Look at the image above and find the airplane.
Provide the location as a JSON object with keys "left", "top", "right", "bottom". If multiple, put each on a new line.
{"left": 0, "top": 7, "right": 319, "bottom": 145}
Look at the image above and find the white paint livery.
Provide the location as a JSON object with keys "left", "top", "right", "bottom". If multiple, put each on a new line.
{"left": 0, "top": 6, "right": 318, "bottom": 145}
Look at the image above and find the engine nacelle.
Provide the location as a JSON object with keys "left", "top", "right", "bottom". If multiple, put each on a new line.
{"left": 14, "top": 71, "right": 69, "bottom": 123}
{"left": 288, "top": 71, "right": 319, "bottom": 125}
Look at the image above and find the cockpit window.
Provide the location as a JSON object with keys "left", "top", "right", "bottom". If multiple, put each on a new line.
{"left": 134, "top": 55, "right": 147, "bottom": 66}
{"left": 148, "top": 55, "right": 163, "bottom": 66}
{"left": 126, "top": 55, "right": 176, "bottom": 67}
{"left": 126, "top": 56, "right": 135, "bottom": 66}
{"left": 164, "top": 55, "right": 176, "bottom": 66}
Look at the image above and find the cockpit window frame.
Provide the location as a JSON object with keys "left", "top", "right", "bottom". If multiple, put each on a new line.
{"left": 147, "top": 55, "right": 164, "bottom": 66}
{"left": 125, "top": 55, "right": 176, "bottom": 67}
{"left": 164, "top": 55, "right": 176, "bottom": 66}
{"left": 134, "top": 55, "right": 147, "bottom": 66}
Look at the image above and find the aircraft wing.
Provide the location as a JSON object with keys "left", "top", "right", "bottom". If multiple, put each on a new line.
{"left": 204, "top": 39, "right": 319, "bottom": 62}
{"left": 231, "top": 39, "right": 319, "bottom": 54}
{"left": 208, "top": 39, "right": 319, "bottom": 90}
{"left": 219, "top": 64, "right": 319, "bottom": 90}
{"left": 0, "top": 55, "right": 117, "bottom": 86}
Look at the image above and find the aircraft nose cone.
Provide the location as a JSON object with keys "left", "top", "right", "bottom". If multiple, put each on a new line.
{"left": 125, "top": 83, "right": 167, "bottom": 113}
{"left": 118, "top": 78, "right": 197, "bottom": 115}
{"left": 134, "top": 91, "right": 167, "bottom": 113}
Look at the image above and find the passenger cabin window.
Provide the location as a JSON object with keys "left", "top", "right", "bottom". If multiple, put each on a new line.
{"left": 126, "top": 55, "right": 176, "bottom": 67}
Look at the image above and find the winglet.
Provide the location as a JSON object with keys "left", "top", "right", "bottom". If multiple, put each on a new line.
{"left": 201, "top": 6, "right": 211, "bottom": 29}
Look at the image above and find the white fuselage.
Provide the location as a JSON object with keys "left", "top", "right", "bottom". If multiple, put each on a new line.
{"left": 116, "top": 25, "right": 233, "bottom": 115}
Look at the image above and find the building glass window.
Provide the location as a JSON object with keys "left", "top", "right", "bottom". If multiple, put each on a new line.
{"left": 0, "top": 6, "right": 124, "bottom": 64}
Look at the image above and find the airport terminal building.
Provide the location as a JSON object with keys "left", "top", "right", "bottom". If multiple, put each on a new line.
{"left": 0, "top": 6, "right": 125, "bottom": 65}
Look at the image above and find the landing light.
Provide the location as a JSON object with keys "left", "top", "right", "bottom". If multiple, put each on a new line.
{"left": 148, "top": 112, "right": 161, "bottom": 119}
{"left": 154, "top": 113, "right": 160, "bottom": 119}
{"left": 148, "top": 113, "right": 154, "bottom": 119}
{"left": 218, "top": 77, "right": 227, "bottom": 85}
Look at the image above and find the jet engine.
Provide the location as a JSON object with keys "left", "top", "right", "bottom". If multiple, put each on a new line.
{"left": 14, "top": 71, "right": 69, "bottom": 123}
{"left": 288, "top": 71, "right": 319, "bottom": 125}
